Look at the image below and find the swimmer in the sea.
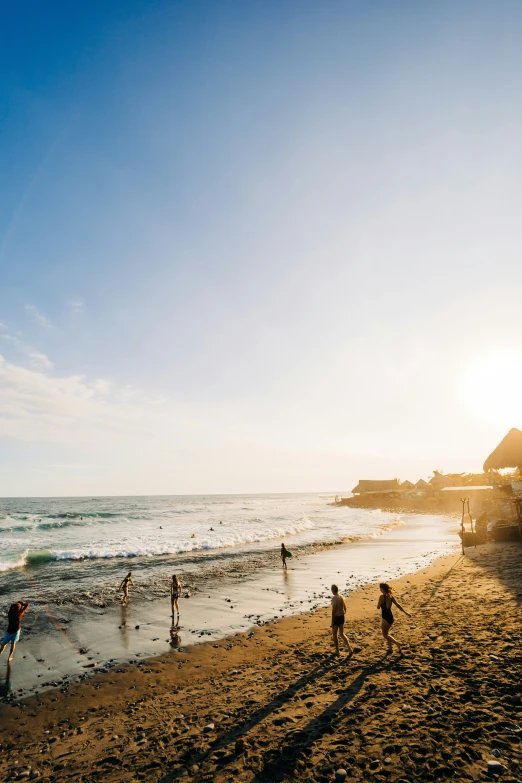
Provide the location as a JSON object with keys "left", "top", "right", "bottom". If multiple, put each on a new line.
{"left": 119, "top": 571, "right": 134, "bottom": 606}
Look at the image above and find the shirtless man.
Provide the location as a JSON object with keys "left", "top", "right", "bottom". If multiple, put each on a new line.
{"left": 0, "top": 601, "right": 29, "bottom": 661}
{"left": 119, "top": 572, "right": 134, "bottom": 606}
{"left": 331, "top": 585, "right": 353, "bottom": 656}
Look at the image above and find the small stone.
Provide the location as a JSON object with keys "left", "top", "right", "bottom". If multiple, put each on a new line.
{"left": 203, "top": 723, "right": 215, "bottom": 733}
{"left": 335, "top": 770, "right": 347, "bottom": 782}
{"left": 487, "top": 760, "right": 503, "bottom": 773}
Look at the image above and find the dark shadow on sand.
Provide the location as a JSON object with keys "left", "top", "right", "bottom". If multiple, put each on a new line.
{"left": 463, "top": 541, "right": 522, "bottom": 604}
{"left": 159, "top": 657, "right": 380, "bottom": 783}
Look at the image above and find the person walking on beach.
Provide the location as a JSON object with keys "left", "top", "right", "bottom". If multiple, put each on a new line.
{"left": 378, "top": 582, "right": 411, "bottom": 655}
{"left": 281, "top": 543, "right": 291, "bottom": 569}
{"left": 171, "top": 574, "right": 181, "bottom": 624}
{"left": 331, "top": 585, "right": 353, "bottom": 656}
{"left": 0, "top": 601, "right": 29, "bottom": 662}
{"left": 119, "top": 571, "right": 134, "bottom": 606}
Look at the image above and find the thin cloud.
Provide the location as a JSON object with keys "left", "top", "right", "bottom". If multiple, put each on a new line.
{"left": 67, "top": 298, "right": 84, "bottom": 314}
{"left": 27, "top": 350, "right": 54, "bottom": 372}
{"left": 25, "top": 304, "right": 54, "bottom": 329}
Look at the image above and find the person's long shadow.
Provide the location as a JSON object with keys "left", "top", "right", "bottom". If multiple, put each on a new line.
{"left": 159, "top": 655, "right": 336, "bottom": 782}
{"left": 251, "top": 667, "right": 371, "bottom": 782}
{"left": 159, "top": 657, "right": 375, "bottom": 783}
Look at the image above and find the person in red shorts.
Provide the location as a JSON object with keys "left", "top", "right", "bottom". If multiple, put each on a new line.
{"left": 0, "top": 601, "right": 29, "bottom": 661}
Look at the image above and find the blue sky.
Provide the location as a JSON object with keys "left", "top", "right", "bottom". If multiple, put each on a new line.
{"left": 2, "top": 1, "right": 522, "bottom": 495}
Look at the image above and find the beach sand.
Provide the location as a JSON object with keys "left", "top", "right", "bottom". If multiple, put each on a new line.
{"left": 0, "top": 542, "right": 520, "bottom": 782}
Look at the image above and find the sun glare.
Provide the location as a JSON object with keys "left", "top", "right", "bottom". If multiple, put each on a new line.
{"left": 462, "top": 353, "right": 522, "bottom": 426}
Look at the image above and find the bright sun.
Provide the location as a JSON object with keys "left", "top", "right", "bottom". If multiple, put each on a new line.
{"left": 462, "top": 352, "right": 522, "bottom": 426}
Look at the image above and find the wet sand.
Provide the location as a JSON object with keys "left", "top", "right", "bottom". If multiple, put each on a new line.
{"left": 1, "top": 541, "right": 520, "bottom": 782}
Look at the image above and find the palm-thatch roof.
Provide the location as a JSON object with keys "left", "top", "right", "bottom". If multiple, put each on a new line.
{"left": 351, "top": 479, "right": 401, "bottom": 494}
{"left": 483, "top": 428, "right": 522, "bottom": 471}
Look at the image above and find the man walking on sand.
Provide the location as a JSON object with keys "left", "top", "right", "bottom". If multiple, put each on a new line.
{"left": 0, "top": 601, "right": 29, "bottom": 661}
{"left": 331, "top": 585, "right": 353, "bottom": 657}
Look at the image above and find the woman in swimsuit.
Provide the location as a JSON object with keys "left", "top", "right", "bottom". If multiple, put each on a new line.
{"left": 378, "top": 582, "right": 411, "bottom": 655}
{"left": 330, "top": 584, "right": 353, "bottom": 657}
{"left": 171, "top": 574, "right": 181, "bottom": 624}
{"left": 119, "top": 572, "right": 134, "bottom": 606}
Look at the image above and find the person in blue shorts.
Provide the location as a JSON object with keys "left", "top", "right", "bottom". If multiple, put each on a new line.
{"left": 0, "top": 601, "right": 29, "bottom": 662}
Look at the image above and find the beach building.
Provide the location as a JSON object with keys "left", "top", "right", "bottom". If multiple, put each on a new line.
{"left": 351, "top": 479, "right": 401, "bottom": 497}
{"left": 483, "top": 427, "right": 522, "bottom": 475}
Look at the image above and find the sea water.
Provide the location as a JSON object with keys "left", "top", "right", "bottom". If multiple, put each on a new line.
{"left": 0, "top": 493, "right": 457, "bottom": 608}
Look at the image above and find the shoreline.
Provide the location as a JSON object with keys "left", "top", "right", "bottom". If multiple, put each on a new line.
{"left": 1, "top": 541, "right": 520, "bottom": 782}
{"left": 0, "top": 513, "right": 459, "bottom": 700}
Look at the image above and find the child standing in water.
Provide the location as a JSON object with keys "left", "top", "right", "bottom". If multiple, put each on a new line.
{"left": 330, "top": 585, "right": 353, "bottom": 656}
{"left": 119, "top": 571, "right": 134, "bottom": 606}
{"left": 378, "top": 582, "right": 412, "bottom": 655}
{"left": 170, "top": 574, "right": 181, "bottom": 625}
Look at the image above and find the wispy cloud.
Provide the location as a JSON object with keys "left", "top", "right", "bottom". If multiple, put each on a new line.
{"left": 0, "top": 322, "right": 54, "bottom": 372}
{"left": 25, "top": 304, "right": 54, "bottom": 329}
{"left": 67, "top": 298, "right": 84, "bottom": 314}
{"left": 27, "top": 350, "right": 54, "bottom": 371}
{"left": 0, "top": 352, "right": 186, "bottom": 445}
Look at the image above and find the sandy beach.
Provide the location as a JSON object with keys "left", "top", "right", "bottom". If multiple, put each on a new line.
{"left": 1, "top": 541, "right": 520, "bottom": 782}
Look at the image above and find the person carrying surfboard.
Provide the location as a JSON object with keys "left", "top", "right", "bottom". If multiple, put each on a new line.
{"left": 281, "top": 543, "right": 292, "bottom": 569}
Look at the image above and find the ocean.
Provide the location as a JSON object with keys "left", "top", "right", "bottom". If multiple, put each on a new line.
{"left": 0, "top": 494, "right": 460, "bottom": 698}
{"left": 0, "top": 493, "right": 457, "bottom": 607}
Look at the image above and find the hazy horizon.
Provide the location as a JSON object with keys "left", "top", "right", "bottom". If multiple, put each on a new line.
{"left": 2, "top": 1, "right": 522, "bottom": 496}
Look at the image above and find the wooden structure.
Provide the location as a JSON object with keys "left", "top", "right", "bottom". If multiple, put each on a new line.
{"left": 483, "top": 428, "right": 522, "bottom": 473}
{"left": 351, "top": 479, "right": 401, "bottom": 495}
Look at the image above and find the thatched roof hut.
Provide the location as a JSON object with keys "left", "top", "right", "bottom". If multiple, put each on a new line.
{"left": 351, "top": 479, "right": 401, "bottom": 495}
{"left": 483, "top": 428, "right": 522, "bottom": 472}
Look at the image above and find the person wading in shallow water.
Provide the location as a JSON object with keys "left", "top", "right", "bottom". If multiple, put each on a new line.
{"left": 330, "top": 585, "right": 353, "bottom": 657}
{"left": 281, "top": 543, "right": 291, "bottom": 569}
{"left": 119, "top": 572, "right": 134, "bottom": 606}
{"left": 170, "top": 574, "right": 181, "bottom": 625}
{"left": 0, "top": 601, "right": 29, "bottom": 661}
{"left": 378, "top": 582, "right": 412, "bottom": 655}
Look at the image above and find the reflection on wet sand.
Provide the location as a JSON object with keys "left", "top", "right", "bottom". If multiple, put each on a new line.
{"left": 0, "top": 660, "right": 12, "bottom": 698}
{"left": 119, "top": 605, "right": 129, "bottom": 649}
{"left": 169, "top": 620, "right": 181, "bottom": 649}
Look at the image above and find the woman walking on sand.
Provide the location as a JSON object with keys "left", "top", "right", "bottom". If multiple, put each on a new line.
{"left": 378, "top": 582, "right": 411, "bottom": 655}
{"left": 170, "top": 574, "right": 181, "bottom": 625}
